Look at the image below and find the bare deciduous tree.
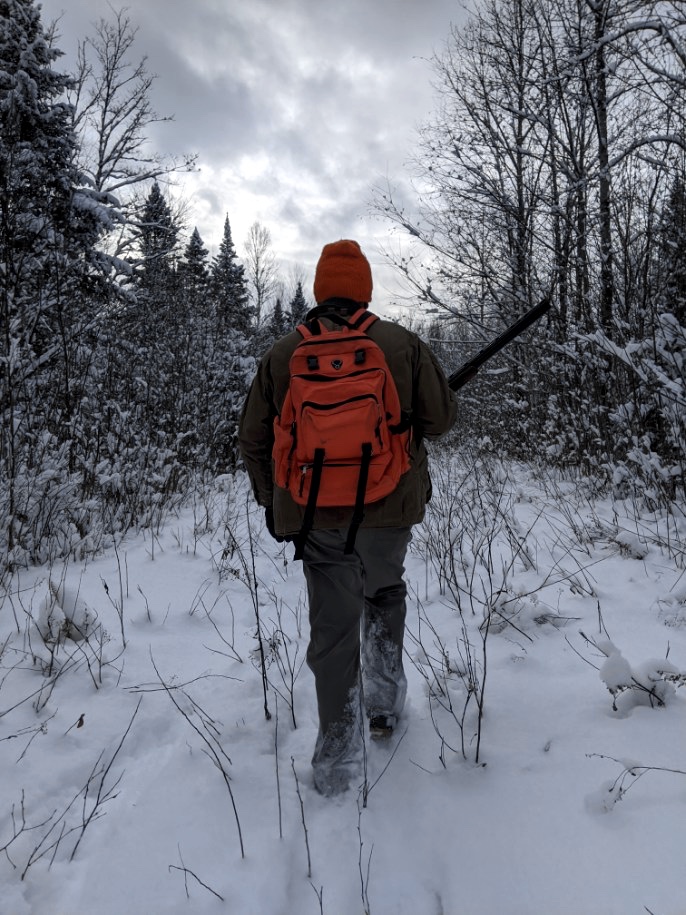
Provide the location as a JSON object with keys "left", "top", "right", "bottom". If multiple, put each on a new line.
{"left": 375, "top": 0, "right": 686, "bottom": 493}
{"left": 69, "top": 8, "right": 195, "bottom": 197}
{"left": 244, "top": 222, "right": 280, "bottom": 327}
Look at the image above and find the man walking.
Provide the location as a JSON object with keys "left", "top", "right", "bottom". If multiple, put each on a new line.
{"left": 238, "top": 240, "right": 457, "bottom": 795}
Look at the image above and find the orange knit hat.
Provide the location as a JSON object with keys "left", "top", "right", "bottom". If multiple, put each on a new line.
{"left": 313, "top": 239, "right": 373, "bottom": 304}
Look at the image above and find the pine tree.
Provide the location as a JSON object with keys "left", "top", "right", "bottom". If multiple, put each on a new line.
{"left": 288, "top": 281, "right": 309, "bottom": 327}
{"left": 184, "top": 227, "right": 209, "bottom": 281}
{"left": 0, "top": 0, "right": 89, "bottom": 334}
{"left": 0, "top": 0, "right": 107, "bottom": 563}
{"left": 138, "top": 181, "right": 178, "bottom": 291}
{"left": 659, "top": 175, "right": 686, "bottom": 324}
{"left": 266, "top": 297, "right": 289, "bottom": 342}
{"left": 641, "top": 173, "right": 686, "bottom": 488}
{"left": 180, "top": 226, "right": 209, "bottom": 308}
{"left": 211, "top": 215, "right": 252, "bottom": 334}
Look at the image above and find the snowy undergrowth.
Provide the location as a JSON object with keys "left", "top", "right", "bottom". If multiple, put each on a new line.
{"left": 0, "top": 455, "right": 685, "bottom": 915}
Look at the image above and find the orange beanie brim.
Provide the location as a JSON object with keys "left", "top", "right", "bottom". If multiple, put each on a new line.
{"left": 313, "top": 239, "right": 373, "bottom": 304}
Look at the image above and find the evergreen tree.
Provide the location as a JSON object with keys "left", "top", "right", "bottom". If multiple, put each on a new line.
{"left": 211, "top": 215, "right": 252, "bottom": 334}
{"left": 102, "top": 182, "right": 181, "bottom": 477}
{"left": 0, "top": 0, "right": 107, "bottom": 563}
{"left": 255, "top": 295, "right": 289, "bottom": 351}
{"left": 138, "top": 181, "right": 178, "bottom": 291}
{"left": 180, "top": 226, "right": 209, "bottom": 309}
{"left": 0, "top": 0, "right": 99, "bottom": 342}
{"left": 183, "top": 227, "right": 209, "bottom": 282}
{"left": 659, "top": 175, "right": 686, "bottom": 324}
{"left": 288, "top": 281, "right": 309, "bottom": 327}
{"left": 269, "top": 297, "right": 288, "bottom": 338}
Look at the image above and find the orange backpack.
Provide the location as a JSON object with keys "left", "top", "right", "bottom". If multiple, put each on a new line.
{"left": 273, "top": 308, "right": 411, "bottom": 555}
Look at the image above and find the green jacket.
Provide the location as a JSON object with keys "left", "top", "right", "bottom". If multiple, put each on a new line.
{"left": 238, "top": 311, "right": 458, "bottom": 537}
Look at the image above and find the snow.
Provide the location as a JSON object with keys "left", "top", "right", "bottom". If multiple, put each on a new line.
{"left": 1, "top": 461, "right": 685, "bottom": 915}
{"left": 599, "top": 648, "right": 634, "bottom": 691}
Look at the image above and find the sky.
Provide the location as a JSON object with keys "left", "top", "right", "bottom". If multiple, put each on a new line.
{"left": 42, "top": 0, "right": 466, "bottom": 312}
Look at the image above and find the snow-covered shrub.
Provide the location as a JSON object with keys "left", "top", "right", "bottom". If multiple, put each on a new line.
{"left": 585, "top": 312, "right": 686, "bottom": 507}
{"left": 589, "top": 635, "right": 686, "bottom": 711}
{"left": 657, "top": 583, "right": 686, "bottom": 629}
{"left": 586, "top": 754, "right": 686, "bottom": 814}
{"left": 411, "top": 448, "right": 548, "bottom": 762}
{"left": 37, "top": 580, "right": 99, "bottom": 644}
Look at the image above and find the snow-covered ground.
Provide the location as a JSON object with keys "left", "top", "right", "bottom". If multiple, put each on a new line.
{"left": 1, "top": 455, "right": 685, "bottom": 915}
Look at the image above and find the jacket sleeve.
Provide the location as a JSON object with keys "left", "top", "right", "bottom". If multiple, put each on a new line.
{"left": 412, "top": 337, "right": 458, "bottom": 440}
{"left": 238, "top": 353, "right": 276, "bottom": 508}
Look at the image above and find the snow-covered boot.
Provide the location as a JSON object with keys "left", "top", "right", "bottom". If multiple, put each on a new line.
{"left": 369, "top": 714, "right": 396, "bottom": 740}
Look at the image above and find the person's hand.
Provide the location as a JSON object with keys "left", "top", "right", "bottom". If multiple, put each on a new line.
{"left": 265, "top": 507, "right": 285, "bottom": 543}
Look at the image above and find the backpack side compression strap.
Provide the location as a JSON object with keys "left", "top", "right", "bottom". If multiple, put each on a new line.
{"left": 293, "top": 447, "right": 325, "bottom": 561}
{"left": 344, "top": 442, "right": 372, "bottom": 555}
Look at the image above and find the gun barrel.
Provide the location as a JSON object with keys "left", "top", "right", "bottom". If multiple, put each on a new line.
{"left": 448, "top": 297, "right": 550, "bottom": 391}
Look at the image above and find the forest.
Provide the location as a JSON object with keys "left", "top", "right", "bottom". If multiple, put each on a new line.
{"left": 0, "top": 1, "right": 310, "bottom": 576}
{"left": 2, "top": 0, "right": 685, "bottom": 577}
{"left": 378, "top": 0, "right": 686, "bottom": 503}
{"left": 1, "top": 2, "right": 685, "bottom": 913}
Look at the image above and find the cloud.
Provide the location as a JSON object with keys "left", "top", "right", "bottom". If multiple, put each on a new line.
{"left": 43, "top": 0, "right": 461, "bottom": 309}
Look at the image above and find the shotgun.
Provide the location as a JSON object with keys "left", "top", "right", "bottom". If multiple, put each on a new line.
{"left": 447, "top": 297, "right": 551, "bottom": 391}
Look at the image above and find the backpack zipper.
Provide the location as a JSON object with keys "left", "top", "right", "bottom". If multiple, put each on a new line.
{"left": 299, "top": 465, "right": 308, "bottom": 497}
{"left": 300, "top": 393, "right": 379, "bottom": 411}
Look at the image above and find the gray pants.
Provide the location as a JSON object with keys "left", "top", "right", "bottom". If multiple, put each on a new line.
{"left": 302, "top": 527, "right": 411, "bottom": 794}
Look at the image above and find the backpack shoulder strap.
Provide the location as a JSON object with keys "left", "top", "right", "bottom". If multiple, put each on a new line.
{"left": 299, "top": 308, "right": 379, "bottom": 336}
{"left": 350, "top": 309, "right": 379, "bottom": 333}
{"left": 296, "top": 319, "right": 321, "bottom": 339}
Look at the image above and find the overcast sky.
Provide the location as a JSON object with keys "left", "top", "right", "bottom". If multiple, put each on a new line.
{"left": 42, "top": 0, "right": 466, "bottom": 310}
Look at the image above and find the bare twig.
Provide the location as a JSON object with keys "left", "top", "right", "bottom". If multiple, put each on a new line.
{"left": 169, "top": 845, "right": 225, "bottom": 902}
{"left": 70, "top": 697, "right": 142, "bottom": 860}
{"left": 223, "top": 502, "right": 271, "bottom": 720}
{"left": 588, "top": 753, "right": 686, "bottom": 808}
{"left": 291, "top": 756, "right": 312, "bottom": 878}
{"left": 310, "top": 882, "right": 325, "bottom": 915}
{"left": 274, "top": 697, "right": 283, "bottom": 840}
{"left": 357, "top": 797, "right": 373, "bottom": 915}
{"left": 151, "top": 653, "right": 245, "bottom": 859}
{"left": 365, "top": 727, "right": 408, "bottom": 799}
